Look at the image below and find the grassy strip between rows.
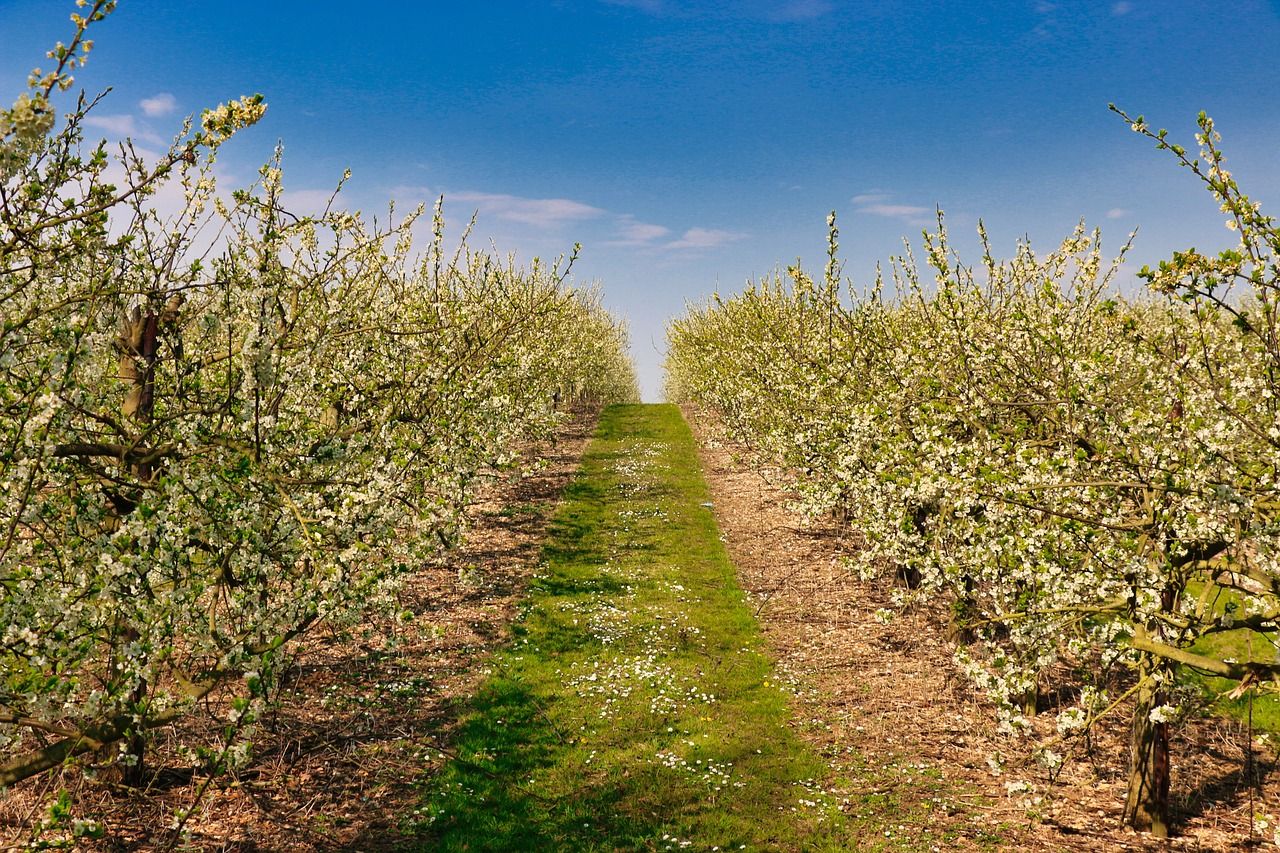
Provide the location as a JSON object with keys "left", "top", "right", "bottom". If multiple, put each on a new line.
{"left": 1184, "top": 582, "right": 1280, "bottom": 733}
{"left": 403, "top": 403, "right": 972, "bottom": 851}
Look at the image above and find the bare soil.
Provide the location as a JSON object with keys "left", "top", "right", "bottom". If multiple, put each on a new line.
{"left": 683, "top": 404, "right": 1278, "bottom": 853}
{"left": 6, "top": 403, "right": 1273, "bottom": 852}
{"left": 0, "top": 412, "right": 596, "bottom": 853}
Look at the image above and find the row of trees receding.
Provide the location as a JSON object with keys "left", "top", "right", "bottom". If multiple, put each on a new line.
{"left": 1, "top": 3, "right": 638, "bottom": 841}
{"left": 666, "top": 108, "right": 1280, "bottom": 838}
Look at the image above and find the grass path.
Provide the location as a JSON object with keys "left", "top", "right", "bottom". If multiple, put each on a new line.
{"left": 406, "top": 404, "right": 856, "bottom": 851}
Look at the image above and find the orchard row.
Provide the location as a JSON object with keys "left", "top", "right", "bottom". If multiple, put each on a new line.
{"left": 666, "top": 109, "right": 1280, "bottom": 838}
{"left": 0, "top": 2, "right": 637, "bottom": 831}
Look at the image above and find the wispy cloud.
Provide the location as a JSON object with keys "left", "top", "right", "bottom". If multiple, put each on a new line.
{"left": 1111, "top": 1, "right": 1133, "bottom": 15}
{"left": 860, "top": 203, "right": 932, "bottom": 222}
{"left": 664, "top": 227, "right": 747, "bottom": 250}
{"left": 389, "top": 184, "right": 436, "bottom": 203}
{"left": 851, "top": 192, "right": 890, "bottom": 205}
{"left": 768, "top": 0, "right": 834, "bottom": 21}
{"left": 1031, "top": 0, "right": 1058, "bottom": 39}
{"left": 390, "top": 186, "right": 737, "bottom": 253}
{"left": 599, "top": 0, "right": 832, "bottom": 21}
{"left": 448, "top": 191, "right": 607, "bottom": 227}
{"left": 84, "top": 113, "right": 138, "bottom": 137}
{"left": 83, "top": 113, "right": 166, "bottom": 146}
{"left": 601, "top": 0, "right": 664, "bottom": 12}
{"left": 139, "top": 92, "right": 177, "bottom": 117}
{"left": 1105, "top": 207, "right": 1130, "bottom": 219}
{"left": 604, "top": 215, "right": 672, "bottom": 246}
{"left": 852, "top": 191, "right": 933, "bottom": 226}
{"left": 281, "top": 188, "right": 341, "bottom": 216}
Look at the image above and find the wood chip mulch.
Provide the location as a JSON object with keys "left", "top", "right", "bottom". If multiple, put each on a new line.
{"left": 0, "top": 411, "right": 597, "bottom": 853}
{"left": 7, "top": 404, "right": 1276, "bottom": 852}
{"left": 684, "top": 404, "right": 1278, "bottom": 853}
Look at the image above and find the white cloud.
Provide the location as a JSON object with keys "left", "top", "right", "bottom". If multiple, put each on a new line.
{"left": 851, "top": 192, "right": 890, "bottom": 205}
{"left": 83, "top": 113, "right": 168, "bottom": 147}
{"left": 604, "top": 215, "right": 672, "bottom": 246}
{"left": 623, "top": 221, "right": 670, "bottom": 241}
{"left": 664, "top": 227, "right": 747, "bottom": 250}
{"left": 1111, "top": 1, "right": 1133, "bottom": 15}
{"left": 852, "top": 192, "right": 934, "bottom": 226}
{"left": 860, "top": 203, "right": 930, "bottom": 219}
{"left": 1105, "top": 207, "right": 1130, "bottom": 219}
{"left": 281, "top": 188, "right": 341, "bottom": 216}
{"left": 448, "top": 191, "right": 606, "bottom": 227}
{"left": 139, "top": 92, "right": 177, "bottom": 117}
{"left": 84, "top": 113, "right": 139, "bottom": 137}
{"left": 389, "top": 184, "right": 435, "bottom": 202}
{"left": 96, "top": 149, "right": 241, "bottom": 259}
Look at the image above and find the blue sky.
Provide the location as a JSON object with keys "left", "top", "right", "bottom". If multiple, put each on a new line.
{"left": 4, "top": 0, "right": 1279, "bottom": 398}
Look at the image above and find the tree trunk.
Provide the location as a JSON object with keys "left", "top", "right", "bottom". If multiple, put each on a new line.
{"left": 1124, "top": 644, "right": 1171, "bottom": 838}
{"left": 115, "top": 303, "right": 164, "bottom": 786}
{"left": 1021, "top": 682, "right": 1040, "bottom": 717}
{"left": 121, "top": 695, "right": 147, "bottom": 787}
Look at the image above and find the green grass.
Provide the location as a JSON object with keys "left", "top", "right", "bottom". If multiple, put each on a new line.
{"left": 1182, "top": 582, "right": 1280, "bottom": 732}
{"left": 1188, "top": 633, "right": 1280, "bottom": 733}
{"left": 404, "top": 404, "right": 890, "bottom": 851}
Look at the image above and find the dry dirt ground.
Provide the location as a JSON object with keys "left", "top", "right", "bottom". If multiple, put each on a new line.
{"left": 0, "top": 413, "right": 596, "bottom": 853}
{"left": 6, "top": 405, "right": 1277, "bottom": 852}
{"left": 684, "top": 404, "right": 1280, "bottom": 853}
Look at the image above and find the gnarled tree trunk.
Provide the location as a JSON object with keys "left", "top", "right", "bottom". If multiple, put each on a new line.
{"left": 1124, "top": 650, "right": 1171, "bottom": 837}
